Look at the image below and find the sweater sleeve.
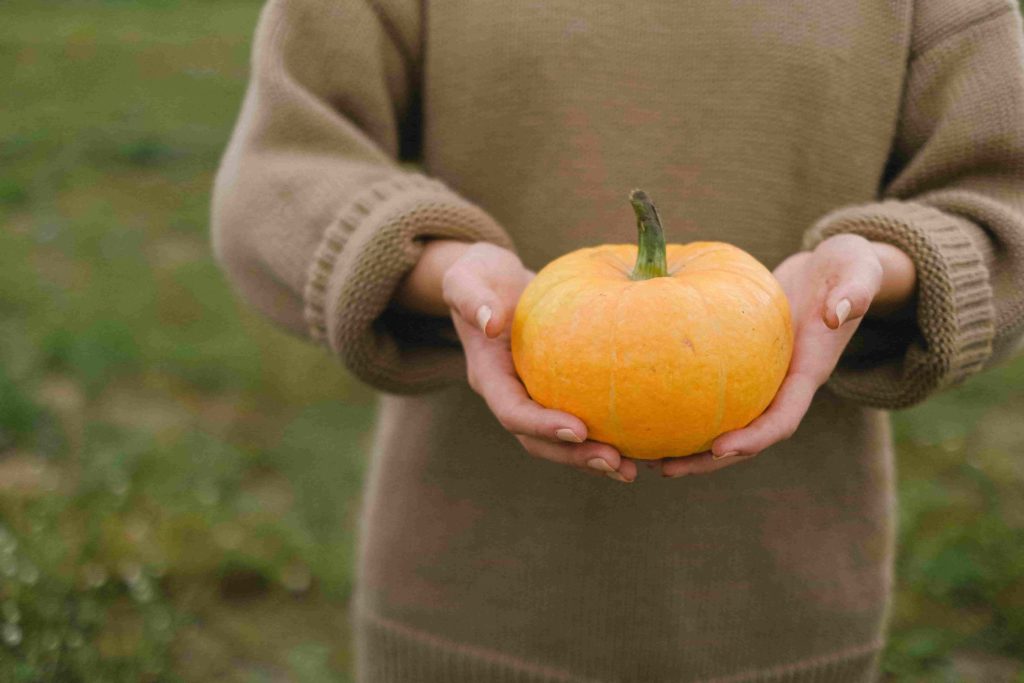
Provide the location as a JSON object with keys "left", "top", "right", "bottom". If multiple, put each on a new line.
{"left": 801, "top": 1, "right": 1024, "bottom": 410}
{"left": 210, "top": 0, "right": 515, "bottom": 394}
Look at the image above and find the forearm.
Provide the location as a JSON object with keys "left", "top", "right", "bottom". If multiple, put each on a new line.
{"left": 866, "top": 241, "right": 917, "bottom": 319}
{"left": 393, "top": 239, "right": 472, "bottom": 317}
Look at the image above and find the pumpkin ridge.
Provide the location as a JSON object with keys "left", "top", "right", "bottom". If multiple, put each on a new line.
{"left": 670, "top": 246, "right": 737, "bottom": 273}
{"left": 514, "top": 278, "right": 576, "bottom": 407}
{"left": 682, "top": 279, "right": 730, "bottom": 442}
{"left": 707, "top": 265, "right": 780, "bottom": 297}
{"left": 515, "top": 272, "right": 584, "bottom": 332}
{"left": 553, "top": 285, "right": 608, "bottom": 422}
{"left": 528, "top": 278, "right": 594, "bottom": 405}
{"left": 606, "top": 284, "right": 631, "bottom": 454}
{"left": 709, "top": 266, "right": 793, "bottom": 337}
{"left": 600, "top": 249, "right": 635, "bottom": 277}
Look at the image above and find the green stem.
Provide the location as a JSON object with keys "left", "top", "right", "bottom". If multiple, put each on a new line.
{"left": 629, "top": 189, "right": 668, "bottom": 280}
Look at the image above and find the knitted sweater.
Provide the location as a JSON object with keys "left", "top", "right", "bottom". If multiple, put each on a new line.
{"left": 211, "top": 0, "right": 1024, "bottom": 680}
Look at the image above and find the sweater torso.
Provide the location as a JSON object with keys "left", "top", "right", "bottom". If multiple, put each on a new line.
{"left": 359, "top": 11, "right": 906, "bottom": 675}
{"left": 348, "top": 1, "right": 1007, "bottom": 679}
{"left": 422, "top": 1, "right": 909, "bottom": 273}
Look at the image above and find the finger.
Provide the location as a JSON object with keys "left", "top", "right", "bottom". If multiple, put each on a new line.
{"left": 711, "top": 372, "right": 819, "bottom": 456}
{"left": 442, "top": 262, "right": 507, "bottom": 338}
{"left": 661, "top": 450, "right": 758, "bottom": 478}
{"left": 474, "top": 360, "right": 588, "bottom": 443}
{"left": 822, "top": 257, "right": 883, "bottom": 330}
{"left": 616, "top": 457, "right": 639, "bottom": 482}
{"left": 516, "top": 435, "right": 631, "bottom": 480}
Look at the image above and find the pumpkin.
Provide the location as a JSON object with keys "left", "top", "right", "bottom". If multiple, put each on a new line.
{"left": 510, "top": 190, "right": 794, "bottom": 460}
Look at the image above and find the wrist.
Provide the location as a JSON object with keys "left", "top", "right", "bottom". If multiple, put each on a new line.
{"left": 394, "top": 239, "right": 473, "bottom": 317}
{"left": 867, "top": 241, "right": 917, "bottom": 318}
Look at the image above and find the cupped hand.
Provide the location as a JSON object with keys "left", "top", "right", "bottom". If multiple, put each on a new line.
{"left": 660, "top": 233, "right": 915, "bottom": 478}
{"left": 442, "top": 243, "right": 638, "bottom": 483}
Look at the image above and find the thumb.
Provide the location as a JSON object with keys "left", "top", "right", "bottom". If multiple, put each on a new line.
{"left": 442, "top": 263, "right": 508, "bottom": 338}
{"left": 822, "top": 254, "right": 883, "bottom": 330}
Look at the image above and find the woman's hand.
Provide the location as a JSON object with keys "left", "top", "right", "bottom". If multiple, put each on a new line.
{"left": 396, "top": 240, "right": 638, "bottom": 483}
{"left": 660, "top": 234, "right": 916, "bottom": 478}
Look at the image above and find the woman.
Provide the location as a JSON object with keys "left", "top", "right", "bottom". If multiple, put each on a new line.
{"left": 211, "top": 0, "right": 1024, "bottom": 680}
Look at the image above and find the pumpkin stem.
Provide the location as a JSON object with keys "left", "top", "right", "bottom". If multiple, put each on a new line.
{"left": 629, "top": 189, "right": 668, "bottom": 280}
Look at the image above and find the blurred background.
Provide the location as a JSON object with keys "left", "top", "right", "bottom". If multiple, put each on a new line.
{"left": 1, "top": 1, "right": 1023, "bottom": 681}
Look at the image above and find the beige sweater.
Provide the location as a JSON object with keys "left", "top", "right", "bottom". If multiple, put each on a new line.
{"left": 212, "top": 0, "right": 1024, "bottom": 680}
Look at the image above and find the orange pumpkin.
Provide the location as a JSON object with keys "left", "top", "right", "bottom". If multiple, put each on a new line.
{"left": 511, "top": 190, "right": 793, "bottom": 460}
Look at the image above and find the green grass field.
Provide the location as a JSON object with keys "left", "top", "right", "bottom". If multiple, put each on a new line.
{"left": 1, "top": 1, "right": 1023, "bottom": 680}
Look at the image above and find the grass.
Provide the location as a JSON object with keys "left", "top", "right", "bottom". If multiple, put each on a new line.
{"left": 1, "top": 1, "right": 372, "bottom": 680}
{"left": 0, "top": 0, "right": 1022, "bottom": 680}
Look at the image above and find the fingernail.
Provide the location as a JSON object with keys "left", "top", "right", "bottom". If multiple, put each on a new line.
{"left": 606, "top": 471, "right": 631, "bottom": 483}
{"left": 476, "top": 305, "right": 492, "bottom": 334}
{"left": 586, "top": 458, "right": 614, "bottom": 473}
{"left": 835, "top": 298, "right": 851, "bottom": 326}
{"left": 663, "top": 471, "right": 688, "bottom": 479}
{"left": 557, "top": 428, "right": 583, "bottom": 443}
{"left": 712, "top": 450, "right": 741, "bottom": 461}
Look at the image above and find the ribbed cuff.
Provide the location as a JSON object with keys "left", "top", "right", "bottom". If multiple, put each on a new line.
{"left": 303, "top": 172, "right": 515, "bottom": 394}
{"left": 802, "top": 200, "right": 995, "bottom": 409}
{"left": 354, "top": 608, "right": 882, "bottom": 683}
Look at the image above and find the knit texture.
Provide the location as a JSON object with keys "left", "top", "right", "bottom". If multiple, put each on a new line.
{"left": 211, "top": 0, "right": 1024, "bottom": 680}
{"left": 803, "top": 201, "right": 994, "bottom": 408}
{"left": 303, "top": 173, "right": 514, "bottom": 392}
